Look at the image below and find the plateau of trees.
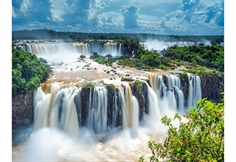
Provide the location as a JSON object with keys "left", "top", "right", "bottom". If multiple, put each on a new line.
{"left": 140, "top": 95, "right": 224, "bottom": 162}
{"left": 163, "top": 43, "right": 224, "bottom": 72}
{"left": 12, "top": 47, "right": 52, "bottom": 96}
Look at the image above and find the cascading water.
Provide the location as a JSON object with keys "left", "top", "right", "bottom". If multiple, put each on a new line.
{"left": 187, "top": 73, "right": 202, "bottom": 108}
{"left": 29, "top": 43, "right": 72, "bottom": 55}
{"left": 111, "top": 91, "right": 118, "bottom": 128}
{"left": 118, "top": 85, "right": 139, "bottom": 132}
{"left": 74, "top": 87, "right": 82, "bottom": 125}
{"left": 33, "top": 83, "right": 81, "bottom": 137}
{"left": 33, "top": 73, "right": 201, "bottom": 136}
{"left": 142, "top": 80, "right": 161, "bottom": 120}
{"left": 88, "top": 87, "right": 108, "bottom": 134}
{"left": 148, "top": 73, "right": 197, "bottom": 114}
{"left": 118, "top": 43, "right": 122, "bottom": 55}
{"left": 17, "top": 42, "right": 123, "bottom": 57}
{"left": 72, "top": 43, "right": 90, "bottom": 55}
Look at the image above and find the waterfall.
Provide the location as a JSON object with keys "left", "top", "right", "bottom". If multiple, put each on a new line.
{"left": 25, "top": 44, "right": 32, "bottom": 53}
{"left": 172, "top": 86, "right": 185, "bottom": 113}
{"left": 112, "top": 91, "right": 118, "bottom": 128}
{"left": 34, "top": 83, "right": 80, "bottom": 137}
{"left": 17, "top": 42, "right": 123, "bottom": 57}
{"left": 34, "top": 88, "right": 51, "bottom": 130}
{"left": 145, "top": 81, "right": 161, "bottom": 119}
{"left": 147, "top": 74, "right": 191, "bottom": 115}
{"left": 118, "top": 43, "right": 122, "bottom": 56}
{"left": 74, "top": 87, "right": 82, "bottom": 125}
{"left": 117, "top": 85, "right": 139, "bottom": 131}
{"left": 187, "top": 73, "right": 202, "bottom": 108}
{"left": 72, "top": 43, "right": 90, "bottom": 55}
{"left": 156, "top": 75, "right": 167, "bottom": 98}
{"left": 131, "top": 96, "right": 139, "bottom": 135}
{"left": 29, "top": 43, "right": 71, "bottom": 55}
{"left": 60, "top": 87, "right": 80, "bottom": 137}
{"left": 32, "top": 73, "right": 201, "bottom": 137}
{"left": 104, "top": 42, "right": 121, "bottom": 56}
{"left": 88, "top": 87, "right": 108, "bottom": 134}
{"left": 33, "top": 83, "right": 60, "bottom": 130}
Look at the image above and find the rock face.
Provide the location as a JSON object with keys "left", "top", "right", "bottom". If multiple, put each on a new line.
{"left": 12, "top": 93, "right": 34, "bottom": 130}
{"left": 130, "top": 80, "right": 148, "bottom": 120}
{"left": 106, "top": 84, "right": 116, "bottom": 127}
{"left": 178, "top": 72, "right": 224, "bottom": 103}
{"left": 178, "top": 73, "right": 190, "bottom": 106}
{"left": 80, "top": 85, "right": 93, "bottom": 126}
{"left": 199, "top": 72, "right": 224, "bottom": 102}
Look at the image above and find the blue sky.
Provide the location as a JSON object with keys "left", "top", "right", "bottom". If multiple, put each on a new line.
{"left": 12, "top": 0, "right": 224, "bottom": 35}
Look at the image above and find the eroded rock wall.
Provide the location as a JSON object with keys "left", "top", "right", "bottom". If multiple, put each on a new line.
{"left": 12, "top": 93, "right": 34, "bottom": 130}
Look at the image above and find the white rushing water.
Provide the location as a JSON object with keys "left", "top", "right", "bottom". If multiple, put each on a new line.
{"left": 18, "top": 42, "right": 123, "bottom": 58}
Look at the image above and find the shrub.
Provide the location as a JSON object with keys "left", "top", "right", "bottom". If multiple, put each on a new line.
{"left": 140, "top": 96, "right": 224, "bottom": 162}
{"left": 121, "top": 77, "right": 134, "bottom": 82}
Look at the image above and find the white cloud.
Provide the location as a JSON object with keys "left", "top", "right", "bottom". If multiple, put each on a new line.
{"left": 50, "top": 0, "right": 66, "bottom": 22}
{"left": 97, "top": 12, "right": 123, "bottom": 29}
{"left": 122, "top": 4, "right": 140, "bottom": 29}
{"left": 12, "top": 0, "right": 224, "bottom": 35}
{"left": 12, "top": 7, "right": 18, "bottom": 18}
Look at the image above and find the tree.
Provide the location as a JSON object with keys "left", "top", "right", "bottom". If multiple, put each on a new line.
{"left": 140, "top": 96, "right": 224, "bottom": 162}
{"left": 140, "top": 51, "right": 161, "bottom": 67}
{"left": 12, "top": 48, "right": 52, "bottom": 96}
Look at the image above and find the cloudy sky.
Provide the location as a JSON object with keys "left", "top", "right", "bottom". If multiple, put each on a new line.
{"left": 12, "top": 0, "right": 224, "bottom": 35}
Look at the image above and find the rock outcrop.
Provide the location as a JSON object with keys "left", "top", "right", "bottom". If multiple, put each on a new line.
{"left": 12, "top": 93, "right": 34, "bottom": 130}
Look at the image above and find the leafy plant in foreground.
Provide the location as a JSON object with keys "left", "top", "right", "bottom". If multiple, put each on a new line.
{"left": 140, "top": 97, "right": 224, "bottom": 162}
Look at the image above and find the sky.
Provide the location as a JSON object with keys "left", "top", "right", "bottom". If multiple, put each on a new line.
{"left": 12, "top": 0, "right": 224, "bottom": 35}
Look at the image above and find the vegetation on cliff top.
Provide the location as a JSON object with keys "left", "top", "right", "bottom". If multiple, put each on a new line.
{"left": 163, "top": 43, "right": 224, "bottom": 72}
{"left": 12, "top": 48, "right": 52, "bottom": 96}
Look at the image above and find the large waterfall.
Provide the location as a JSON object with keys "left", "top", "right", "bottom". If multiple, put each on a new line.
{"left": 33, "top": 73, "right": 201, "bottom": 135}
{"left": 17, "top": 42, "right": 123, "bottom": 57}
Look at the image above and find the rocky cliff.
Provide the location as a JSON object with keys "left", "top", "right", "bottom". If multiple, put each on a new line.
{"left": 12, "top": 93, "right": 34, "bottom": 131}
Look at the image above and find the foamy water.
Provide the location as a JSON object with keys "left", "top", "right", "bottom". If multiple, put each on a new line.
{"left": 13, "top": 114, "right": 180, "bottom": 161}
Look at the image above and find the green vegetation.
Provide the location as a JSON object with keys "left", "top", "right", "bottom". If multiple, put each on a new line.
{"left": 140, "top": 96, "right": 224, "bottom": 162}
{"left": 12, "top": 29, "right": 140, "bottom": 41}
{"left": 134, "top": 80, "right": 143, "bottom": 88}
{"left": 105, "top": 84, "right": 115, "bottom": 93}
{"left": 90, "top": 52, "right": 118, "bottom": 67}
{"left": 121, "top": 77, "right": 134, "bottom": 82}
{"left": 12, "top": 48, "right": 52, "bottom": 96}
{"left": 83, "top": 83, "right": 95, "bottom": 91}
{"left": 163, "top": 43, "right": 224, "bottom": 72}
{"left": 133, "top": 80, "right": 143, "bottom": 94}
{"left": 12, "top": 29, "right": 223, "bottom": 44}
